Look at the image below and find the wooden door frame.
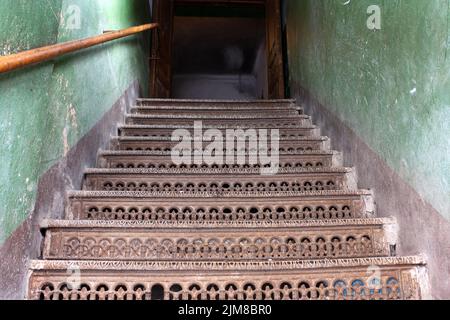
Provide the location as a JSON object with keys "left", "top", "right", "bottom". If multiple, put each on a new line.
{"left": 149, "top": 0, "right": 175, "bottom": 98}
{"left": 149, "top": 0, "right": 285, "bottom": 99}
{"left": 265, "top": 0, "right": 285, "bottom": 99}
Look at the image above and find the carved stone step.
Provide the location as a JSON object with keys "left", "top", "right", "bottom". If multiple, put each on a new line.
{"left": 136, "top": 98, "right": 297, "bottom": 108}
{"left": 82, "top": 168, "right": 356, "bottom": 192}
{"left": 118, "top": 125, "right": 320, "bottom": 138}
{"left": 110, "top": 136, "right": 330, "bottom": 152}
{"left": 28, "top": 256, "right": 429, "bottom": 300}
{"left": 41, "top": 218, "right": 397, "bottom": 261}
{"left": 97, "top": 150, "right": 341, "bottom": 169}
{"left": 126, "top": 114, "right": 308, "bottom": 120}
{"left": 130, "top": 108, "right": 303, "bottom": 117}
{"left": 66, "top": 190, "right": 376, "bottom": 221}
{"left": 125, "top": 115, "right": 312, "bottom": 127}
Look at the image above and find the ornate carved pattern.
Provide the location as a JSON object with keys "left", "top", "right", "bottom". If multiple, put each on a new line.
{"left": 118, "top": 126, "right": 317, "bottom": 138}
{"left": 46, "top": 229, "right": 386, "bottom": 260}
{"left": 79, "top": 203, "right": 358, "bottom": 222}
{"left": 95, "top": 180, "right": 339, "bottom": 193}
{"left": 119, "top": 145, "right": 324, "bottom": 152}
{"left": 30, "top": 268, "right": 422, "bottom": 300}
{"left": 123, "top": 133, "right": 315, "bottom": 139}
{"left": 126, "top": 117, "right": 312, "bottom": 128}
{"left": 102, "top": 155, "right": 333, "bottom": 170}
{"left": 111, "top": 161, "right": 328, "bottom": 169}
{"left": 84, "top": 170, "right": 348, "bottom": 193}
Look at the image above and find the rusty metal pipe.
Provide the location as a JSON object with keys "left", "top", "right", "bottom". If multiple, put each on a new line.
{"left": 0, "top": 23, "right": 159, "bottom": 74}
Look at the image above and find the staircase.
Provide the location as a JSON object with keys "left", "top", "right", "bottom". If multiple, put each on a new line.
{"left": 27, "top": 99, "right": 429, "bottom": 300}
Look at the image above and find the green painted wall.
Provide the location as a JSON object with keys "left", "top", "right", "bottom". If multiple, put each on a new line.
{"left": 0, "top": 0, "right": 151, "bottom": 243}
{"left": 286, "top": 0, "right": 450, "bottom": 220}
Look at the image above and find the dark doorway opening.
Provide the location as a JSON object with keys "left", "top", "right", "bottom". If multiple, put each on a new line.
{"left": 150, "top": 0, "right": 285, "bottom": 99}
{"left": 172, "top": 3, "right": 267, "bottom": 99}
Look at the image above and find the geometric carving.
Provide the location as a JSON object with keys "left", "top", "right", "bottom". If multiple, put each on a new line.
{"left": 42, "top": 221, "right": 392, "bottom": 260}
{"left": 111, "top": 136, "right": 328, "bottom": 152}
{"left": 118, "top": 126, "right": 319, "bottom": 139}
{"left": 28, "top": 258, "right": 426, "bottom": 300}
{"left": 83, "top": 169, "right": 350, "bottom": 192}
{"left": 125, "top": 115, "right": 313, "bottom": 127}
{"left": 98, "top": 151, "right": 335, "bottom": 169}
{"left": 66, "top": 190, "right": 374, "bottom": 221}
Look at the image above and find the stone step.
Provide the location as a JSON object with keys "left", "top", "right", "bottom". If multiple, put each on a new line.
{"left": 82, "top": 168, "right": 356, "bottom": 193}
{"left": 41, "top": 218, "right": 397, "bottom": 261}
{"left": 126, "top": 114, "right": 308, "bottom": 120}
{"left": 66, "top": 190, "right": 375, "bottom": 221}
{"left": 97, "top": 150, "right": 341, "bottom": 169}
{"left": 28, "top": 256, "right": 429, "bottom": 300}
{"left": 136, "top": 98, "right": 297, "bottom": 108}
{"left": 118, "top": 125, "right": 320, "bottom": 138}
{"left": 110, "top": 136, "right": 330, "bottom": 152}
{"left": 125, "top": 115, "right": 312, "bottom": 127}
{"left": 130, "top": 107, "right": 303, "bottom": 117}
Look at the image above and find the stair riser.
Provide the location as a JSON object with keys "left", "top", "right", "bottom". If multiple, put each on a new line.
{"left": 42, "top": 225, "right": 390, "bottom": 261}
{"left": 67, "top": 194, "right": 375, "bottom": 221}
{"left": 111, "top": 138, "right": 328, "bottom": 152}
{"left": 125, "top": 117, "right": 312, "bottom": 127}
{"left": 82, "top": 172, "right": 349, "bottom": 193}
{"left": 111, "top": 139, "right": 330, "bottom": 152}
{"left": 130, "top": 109, "right": 302, "bottom": 117}
{"left": 28, "top": 264, "right": 426, "bottom": 300}
{"left": 97, "top": 154, "right": 337, "bottom": 170}
{"left": 119, "top": 127, "right": 320, "bottom": 138}
{"left": 136, "top": 99, "right": 296, "bottom": 108}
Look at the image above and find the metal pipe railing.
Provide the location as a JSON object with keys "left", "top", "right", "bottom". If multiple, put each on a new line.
{"left": 0, "top": 23, "right": 159, "bottom": 74}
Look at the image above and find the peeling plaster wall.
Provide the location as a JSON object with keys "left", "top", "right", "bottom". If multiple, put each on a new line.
{"left": 286, "top": 0, "right": 450, "bottom": 298}
{"left": 286, "top": 0, "right": 450, "bottom": 220}
{"left": 0, "top": 0, "right": 151, "bottom": 243}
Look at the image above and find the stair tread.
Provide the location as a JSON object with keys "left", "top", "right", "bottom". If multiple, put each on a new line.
{"left": 131, "top": 106, "right": 302, "bottom": 112}
{"left": 131, "top": 107, "right": 301, "bottom": 112}
{"left": 120, "top": 124, "right": 312, "bottom": 129}
{"left": 137, "top": 98, "right": 296, "bottom": 104}
{"left": 100, "top": 150, "right": 331, "bottom": 156}
{"left": 29, "top": 256, "right": 426, "bottom": 272}
{"left": 42, "top": 217, "right": 395, "bottom": 230}
{"left": 113, "top": 135, "right": 328, "bottom": 141}
{"left": 127, "top": 114, "right": 307, "bottom": 120}
{"left": 68, "top": 189, "right": 373, "bottom": 198}
{"left": 119, "top": 124, "right": 317, "bottom": 129}
{"left": 83, "top": 167, "right": 351, "bottom": 175}
{"left": 126, "top": 114, "right": 310, "bottom": 120}
{"left": 98, "top": 149, "right": 335, "bottom": 156}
